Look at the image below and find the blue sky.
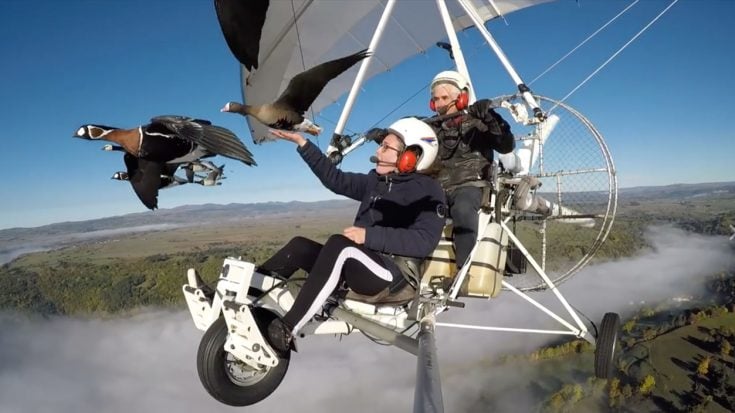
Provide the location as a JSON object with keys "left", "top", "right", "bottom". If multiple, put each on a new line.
{"left": 0, "top": 0, "right": 732, "bottom": 229}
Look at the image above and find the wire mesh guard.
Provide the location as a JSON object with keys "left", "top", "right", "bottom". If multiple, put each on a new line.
{"left": 498, "top": 95, "right": 617, "bottom": 292}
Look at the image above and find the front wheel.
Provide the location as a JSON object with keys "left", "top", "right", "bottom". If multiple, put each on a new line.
{"left": 594, "top": 312, "right": 620, "bottom": 379}
{"left": 196, "top": 309, "right": 290, "bottom": 406}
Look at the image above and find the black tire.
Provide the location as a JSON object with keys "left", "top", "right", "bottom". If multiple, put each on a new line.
{"left": 594, "top": 312, "right": 620, "bottom": 379}
{"left": 196, "top": 308, "right": 290, "bottom": 406}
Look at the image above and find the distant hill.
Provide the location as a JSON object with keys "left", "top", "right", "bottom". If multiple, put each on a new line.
{"left": 535, "top": 181, "right": 735, "bottom": 206}
{"left": 2, "top": 181, "right": 733, "bottom": 265}
{"left": 0, "top": 199, "right": 357, "bottom": 265}
{"left": 5, "top": 181, "right": 733, "bottom": 237}
{"left": 0, "top": 199, "right": 356, "bottom": 240}
{"left": 619, "top": 181, "right": 735, "bottom": 201}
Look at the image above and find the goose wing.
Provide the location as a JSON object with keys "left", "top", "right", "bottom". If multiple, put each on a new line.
{"left": 184, "top": 164, "right": 195, "bottom": 183}
{"left": 275, "top": 49, "right": 370, "bottom": 115}
{"left": 124, "top": 154, "right": 164, "bottom": 210}
{"left": 214, "top": 0, "right": 269, "bottom": 71}
{"left": 163, "top": 162, "right": 180, "bottom": 177}
{"left": 150, "top": 116, "right": 257, "bottom": 166}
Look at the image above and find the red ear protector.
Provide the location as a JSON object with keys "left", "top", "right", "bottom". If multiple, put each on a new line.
{"left": 396, "top": 147, "right": 419, "bottom": 173}
{"left": 429, "top": 90, "right": 469, "bottom": 112}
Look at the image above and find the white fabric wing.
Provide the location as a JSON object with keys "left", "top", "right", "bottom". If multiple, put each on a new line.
{"left": 240, "top": 0, "right": 552, "bottom": 143}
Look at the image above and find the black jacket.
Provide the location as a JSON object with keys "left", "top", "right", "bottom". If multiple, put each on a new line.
{"left": 432, "top": 113, "right": 515, "bottom": 190}
{"left": 298, "top": 140, "right": 446, "bottom": 259}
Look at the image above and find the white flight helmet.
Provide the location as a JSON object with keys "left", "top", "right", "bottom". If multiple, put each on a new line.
{"left": 430, "top": 70, "right": 470, "bottom": 93}
{"left": 386, "top": 117, "right": 439, "bottom": 173}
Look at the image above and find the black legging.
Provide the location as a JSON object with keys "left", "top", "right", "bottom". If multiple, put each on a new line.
{"left": 259, "top": 236, "right": 323, "bottom": 278}
{"left": 263, "top": 234, "right": 397, "bottom": 334}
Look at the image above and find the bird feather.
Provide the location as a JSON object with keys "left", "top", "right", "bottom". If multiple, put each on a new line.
{"left": 275, "top": 49, "right": 371, "bottom": 115}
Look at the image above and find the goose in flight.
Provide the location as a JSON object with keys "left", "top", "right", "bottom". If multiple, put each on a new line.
{"left": 75, "top": 115, "right": 256, "bottom": 166}
{"left": 195, "top": 163, "right": 226, "bottom": 187}
{"left": 181, "top": 160, "right": 224, "bottom": 183}
{"left": 111, "top": 155, "right": 187, "bottom": 210}
{"left": 75, "top": 116, "right": 253, "bottom": 209}
{"left": 221, "top": 49, "right": 371, "bottom": 137}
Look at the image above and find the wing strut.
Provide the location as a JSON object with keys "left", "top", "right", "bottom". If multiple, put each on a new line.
{"left": 328, "top": 0, "right": 549, "bottom": 162}
{"left": 435, "top": 0, "right": 476, "bottom": 104}
{"left": 455, "top": 0, "right": 544, "bottom": 120}
{"left": 326, "top": 0, "right": 397, "bottom": 161}
{"left": 331, "top": 0, "right": 397, "bottom": 139}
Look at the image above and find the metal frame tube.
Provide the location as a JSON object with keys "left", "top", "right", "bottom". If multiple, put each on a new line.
{"left": 454, "top": 0, "right": 543, "bottom": 116}
{"left": 448, "top": 211, "right": 491, "bottom": 300}
{"left": 333, "top": 0, "right": 397, "bottom": 136}
{"left": 501, "top": 280, "right": 588, "bottom": 339}
{"left": 500, "top": 221, "right": 590, "bottom": 337}
{"left": 456, "top": 0, "right": 521, "bottom": 84}
{"left": 414, "top": 316, "right": 444, "bottom": 413}
{"left": 435, "top": 322, "right": 580, "bottom": 336}
{"left": 436, "top": 0, "right": 476, "bottom": 102}
{"left": 444, "top": 212, "right": 593, "bottom": 342}
{"left": 336, "top": 135, "right": 368, "bottom": 158}
{"left": 332, "top": 307, "right": 419, "bottom": 355}
{"left": 541, "top": 219, "right": 547, "bottom": 271}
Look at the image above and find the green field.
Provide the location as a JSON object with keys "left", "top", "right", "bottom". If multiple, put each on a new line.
{"left": 0, "top": 213, "right": 353, "bottom": 315}
{"left": 2, "top": 190, "right": 733, "bottom": 316}
{"left": 8, "top": 213, "right": 350, "bottom": 269}
{"left": 477, "top": 302, "right": 735, "bottom": 412}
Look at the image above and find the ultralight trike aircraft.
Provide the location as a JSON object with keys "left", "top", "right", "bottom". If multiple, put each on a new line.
{"left": 183, "top": 0, "right": 625, "bottom": 407}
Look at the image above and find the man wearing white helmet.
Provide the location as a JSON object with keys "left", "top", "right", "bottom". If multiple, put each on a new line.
{"left": 261, "top": 118, "right": 446, "bottom": 353}
{"left": 429, "top": 70, "right": 515, "bottom": 269}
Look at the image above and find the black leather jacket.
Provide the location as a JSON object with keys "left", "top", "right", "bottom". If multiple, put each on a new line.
{"left": 431, "top": 114, "right": 515, "bottom": 190}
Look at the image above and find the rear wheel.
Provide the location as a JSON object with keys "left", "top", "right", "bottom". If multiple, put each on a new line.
{"left": 594, "top": 312, "right": 620, "bottom": 379}
{"left": 196, "top": 308, "right": 290, "bottom": 406}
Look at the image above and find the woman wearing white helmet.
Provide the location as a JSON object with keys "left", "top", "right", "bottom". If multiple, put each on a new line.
{"left": 428, "top": 70, "right": 516, "bottom": 269}
{"left": 260, "top": 119, "right": 446, "bottom": 353}
{"left": 377, "top": 116, "right": 439, "bottom": 173}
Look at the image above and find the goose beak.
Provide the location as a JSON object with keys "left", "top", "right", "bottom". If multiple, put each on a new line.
{"left": 305, "top": 125, "right": 322, "bottom": 136}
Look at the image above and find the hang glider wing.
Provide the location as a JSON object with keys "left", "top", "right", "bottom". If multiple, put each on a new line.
{"left": 239, "top": 0, "right": 553, "bottom": 143}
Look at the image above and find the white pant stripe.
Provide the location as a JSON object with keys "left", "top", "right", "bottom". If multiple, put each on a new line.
{"left": 291, "top": 246, "right": 393, "bottom": 334}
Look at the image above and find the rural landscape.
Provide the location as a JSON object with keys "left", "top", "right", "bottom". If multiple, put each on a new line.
{"left": 1, "top": 181, "right": 734, "bottom": 412}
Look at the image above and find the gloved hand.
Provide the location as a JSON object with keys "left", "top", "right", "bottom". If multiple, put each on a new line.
{"left": 467, "top": 99, "right": 497, "bottom": 121}
{"left": 467, "top": 99, "right": 509, "bottom": 135}
{"left": 365, "top": 127, "right": 389, "bottom": 142}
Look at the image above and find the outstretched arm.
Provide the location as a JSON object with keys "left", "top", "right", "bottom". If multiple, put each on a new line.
{"left": 270, "top": 130, "right": 370, "bottom": 201}
{"left": 270, "top": 129, "right": 309, "bottom": 147}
